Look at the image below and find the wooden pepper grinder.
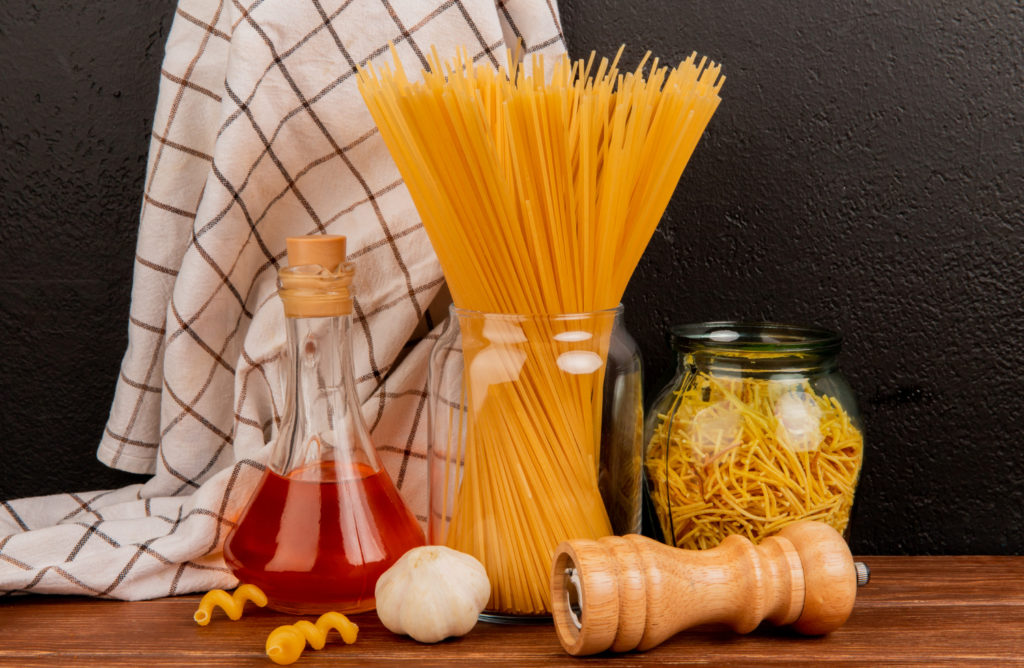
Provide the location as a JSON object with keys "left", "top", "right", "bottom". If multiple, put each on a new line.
{"left": 550, "top": 521, "right": 869, "bottom": 656}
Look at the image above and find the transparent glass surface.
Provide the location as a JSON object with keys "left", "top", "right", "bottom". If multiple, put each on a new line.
{"left": 427, "top": 306, "right": 642, "bottom": 620}
{"left": 644, "top": 322, "right": 864, "bottom": 551}
{"left": 224, "top": 267, "right": 424, "bottom": 615}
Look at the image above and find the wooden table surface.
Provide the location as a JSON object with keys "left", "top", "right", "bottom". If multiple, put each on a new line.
{"left": 1, "top": 556, "right": 1021, "bottom": 666}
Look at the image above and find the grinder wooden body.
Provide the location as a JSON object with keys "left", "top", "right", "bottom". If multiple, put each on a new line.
{"left": 550, "top": 521, "right": 858, "bottom": 656}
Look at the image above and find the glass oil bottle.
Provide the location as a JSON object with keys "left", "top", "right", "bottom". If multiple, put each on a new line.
{"left": 224, "top": 235, "right": 424, "bottom": 614}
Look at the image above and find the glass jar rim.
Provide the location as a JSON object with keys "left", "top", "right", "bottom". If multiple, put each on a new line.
{"left": 671, "top": 321, "right": 841, "bottom": 355}
{"left": 449, "top": 303, "right": 624, "bottom": 320}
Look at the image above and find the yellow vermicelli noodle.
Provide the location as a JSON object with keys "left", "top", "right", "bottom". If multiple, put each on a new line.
{"left": 358, "top": 47, "right": 722, "bottom": 614}
{"left": 645, "top": 373, "right": 864, "bottom": 550}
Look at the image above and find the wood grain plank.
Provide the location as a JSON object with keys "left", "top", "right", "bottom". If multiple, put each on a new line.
{"left": 0, "top": 557, "right": 1021, "bottom": 666}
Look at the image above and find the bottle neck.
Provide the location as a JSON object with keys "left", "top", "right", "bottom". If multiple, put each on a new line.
{"left": 670, "top": 322, "right": 842, "bottom": 380}
{"left": 678, "top": 349, "right": 839, "bottom": 379}
{"left": 271, "top": 313, "right": 380, "bottom": 479}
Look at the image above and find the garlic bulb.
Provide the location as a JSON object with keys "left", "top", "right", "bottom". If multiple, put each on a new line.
{"left": 375, "top": 545, "right": 490, "bottom": 643}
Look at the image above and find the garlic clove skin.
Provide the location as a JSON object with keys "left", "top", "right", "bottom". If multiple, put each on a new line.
{"left": 375, "top": 545, "right": 490, "bottom": 643}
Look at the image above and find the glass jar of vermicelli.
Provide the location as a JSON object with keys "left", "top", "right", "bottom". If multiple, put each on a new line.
{"left": 644, "top": 322, "right": 864, "bottom": 550}
{"left": 428, "top": 306, "right": 643, "bottom": 620}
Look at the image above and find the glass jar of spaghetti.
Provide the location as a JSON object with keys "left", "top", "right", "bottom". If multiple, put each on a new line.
{"left": 427, "top": 306, "right": 643, "bottom": 620}
{"left": 644, "top": 322, "right": 864, "bottom": 550}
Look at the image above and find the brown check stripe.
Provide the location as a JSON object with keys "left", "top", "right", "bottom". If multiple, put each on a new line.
{"left": 0, "top": 0, "right": 564, "bottom": 599}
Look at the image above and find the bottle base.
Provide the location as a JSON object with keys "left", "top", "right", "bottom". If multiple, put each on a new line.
{"left": 266, "top": 598, "right": 376, "bottom": 616}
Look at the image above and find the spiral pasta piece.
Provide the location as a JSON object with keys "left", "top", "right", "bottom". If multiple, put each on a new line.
{"left": 265, "top": 612, "right": 359, "bottom": 665}
{"left": 193, "top": 584, "right": 268, "bottom": 625}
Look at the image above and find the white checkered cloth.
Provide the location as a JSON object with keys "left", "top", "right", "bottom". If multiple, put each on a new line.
{"left": 0, "top": 0, "right": 564, "bottom": 600}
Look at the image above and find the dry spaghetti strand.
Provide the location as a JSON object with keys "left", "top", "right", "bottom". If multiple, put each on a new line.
{"left": 358, "top": 46, "right": 722, "bottom": 615}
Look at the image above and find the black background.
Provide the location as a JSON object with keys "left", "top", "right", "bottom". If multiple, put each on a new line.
{"left": 1, "top": 1, "right": 1021, "bottom": 554}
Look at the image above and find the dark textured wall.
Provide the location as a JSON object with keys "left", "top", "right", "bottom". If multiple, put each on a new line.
{"left": 1, "top": 1, "right": 1021, "bottom": 554}
{"left": 566, "top": 0, "right": 1023, "bottom": 554}
{"left": 0, "top": 1, "right": 177, "bottom": 495}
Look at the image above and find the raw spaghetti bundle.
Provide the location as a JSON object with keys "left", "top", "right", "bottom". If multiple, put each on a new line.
{"left": 645, "top": 373, "right": 864, "bottom": 550}
{"left": 358, "top": 46, "right": 722, "bottom": 614}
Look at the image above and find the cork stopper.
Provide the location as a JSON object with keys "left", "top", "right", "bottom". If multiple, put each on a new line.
{"left": 286, "top": 235, "right": 347, "bottom": 270}
{"left": 279, "top": 235, "right": 353, "bottom": 318}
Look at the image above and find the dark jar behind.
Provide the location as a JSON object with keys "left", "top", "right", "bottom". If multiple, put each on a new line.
{"left": 224, "top": 235, "right": 424, "bottom": 614}
{"left": 644, "top": 322, "right": 864, "bottom": 551}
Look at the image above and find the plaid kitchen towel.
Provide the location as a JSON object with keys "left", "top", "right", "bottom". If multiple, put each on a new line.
{"left": 0, "top": 0, "right": 564, "bottom": 599}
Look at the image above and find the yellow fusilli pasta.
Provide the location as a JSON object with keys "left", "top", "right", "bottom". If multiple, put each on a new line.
{"left": 265, "top": 612, "right": 359, "bottom": 665}
{"left": 193, "top": 584, "right": 268, "bottom": 626}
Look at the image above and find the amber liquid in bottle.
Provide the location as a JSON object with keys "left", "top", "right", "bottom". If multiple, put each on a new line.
{"left": 223, "top": 237, "right": 424, "bottom": 614}
{"left": 224, "top": 461, "right": 424, "bottom": 614}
